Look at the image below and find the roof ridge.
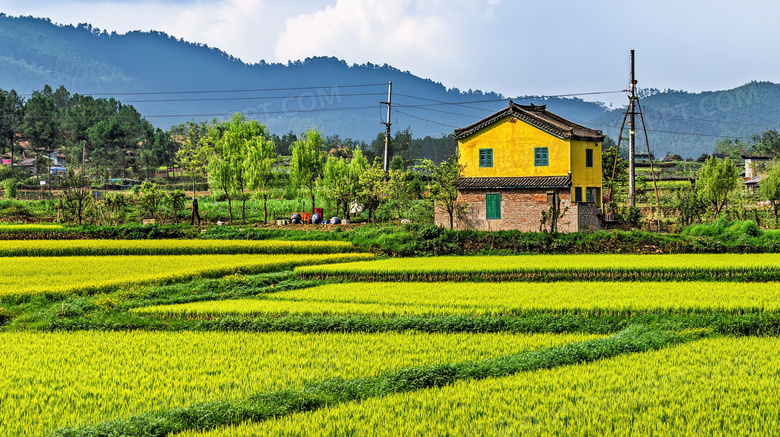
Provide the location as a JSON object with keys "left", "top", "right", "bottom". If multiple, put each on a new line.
{"left": 455, "top": 103, "right": 604, "bottom": 141}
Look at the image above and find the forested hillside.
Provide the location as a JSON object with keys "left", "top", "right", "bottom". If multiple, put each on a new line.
{"left": 1, "top": 14, "right": 779, "bottom": 157}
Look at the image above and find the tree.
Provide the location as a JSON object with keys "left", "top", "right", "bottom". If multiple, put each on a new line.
{"left": 0, "top": 89, "right": 24, "bottom": 163}
{"left": 714, "top": 138, "right": 747, "bottom": 160}
{"left": 321, "top": 154, "right": 350, "bottom": 218}
{"left": 177, "top": 132, "right": 211, "bottom": 199}
{"left": 751, "top": 130, "right": 780, "bottom": 158}
{"left": 247, "top": 131, "right": 277, "bottom": 223}
{"left": 697, "top": 156, "right": 740, "bottom": 217}
{"left": 22, "top": 87, "right": 58, "bottom": 184}
{"left": 207, "top": 114, "right": 271, "bottom": 223}
{"left": 674, "top": 187, "right": 707, "bottom": 226}
{"left": 356, "top": 158, "right": 385, "bottom": 223}
{"left": 602, "top": 145, "right": 628, "bottom": 187}
{"left": 290, "top": 128, "right": 325, "bottom": 214}
{"left": 384, "top": 168, "right": 410, "bottom": 219}
{"left": 419, "top": 154, "right": 465, "bottom": 229}
{"left": 59, "top": 171, "right": 92, "bottom": 225}
{"left": 760, "top": 162, "right": 780, "bottom": 224}
{"left": 138, "top": 181, "right": 163, "bottom": 220}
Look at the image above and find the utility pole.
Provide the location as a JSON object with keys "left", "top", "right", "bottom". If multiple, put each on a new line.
{"left": 627, "top": 50, "right": 637, "bottom": 207}
{"left": 381, "top": 81, "right": 392, "bottom": 172}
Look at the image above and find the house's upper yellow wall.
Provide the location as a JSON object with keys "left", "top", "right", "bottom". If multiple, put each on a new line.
{"left": 458, "top": 117, "right": 570, "bottom": 178}
{"left": 570, "top": 139, "right": 602, "bottom": 187}
{"left": 570, "top": 139, "right": 603, "bottom": 207}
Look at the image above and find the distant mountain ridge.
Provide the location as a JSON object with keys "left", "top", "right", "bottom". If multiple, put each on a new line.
{"left": 1, "top": 14, "right": 779, "bottom": 157}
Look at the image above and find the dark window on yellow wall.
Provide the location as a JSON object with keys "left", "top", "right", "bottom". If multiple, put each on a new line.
{"left": 534, "top": 147, "right": 548, "bottom": 166}
{"left": 586, "top": 149, "right": 593, "bottom": 167}
{"left": 486, "top": 193, "right": 501, "bottom": 219}
{"left": 479, "top": 149, "right": 493, "bottom": 167}
{"left": 587, "top": 187, "right": 600, "bottom": 204}
{"left": 574, "top": 187, "right": 583, "bottom": 203}
{"left": 586, "top": 187, "right": 593, "bottom": 203}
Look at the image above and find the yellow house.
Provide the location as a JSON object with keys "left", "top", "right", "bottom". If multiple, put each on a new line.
{"left": 435, "top": 102, "right": 605, "bottom": 232}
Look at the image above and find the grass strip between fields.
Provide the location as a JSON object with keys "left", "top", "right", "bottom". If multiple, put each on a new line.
{"left": 52, "top": 326, "right": 705, "bottom": 437}
{"left": 45, "top": 313, "right": 780, "bottom": 337}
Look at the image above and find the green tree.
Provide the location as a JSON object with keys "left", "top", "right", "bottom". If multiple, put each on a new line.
{"left": 59, "top": 171, "right": 92, "bottom": 225}
{"left": 208, "top": 114, "right": 271, "bottom": 223}
{"left": 714, "top": 138, "right": 747, "bottom": 160}
{"left": 320, "top": 149, "right": 368, "bottom": 219}
{"left": 356, "top": 158, "right": 385, "bottom": 222}
{"left": 0, "top": 89, "right": 24, "bottom": 163}
{"left": 760, "top": 163, "right": 780, "bottom": 224}
{"left": 138, "top": 181, "right": 163, "bottom": 220}
{"left": 166, "top": 190, "right": 187, "bottom": 224}
{"left": 750, "top": 130, "right": 780, "bottom": 158}
{"left": 177, "top": 134, "right": 210, "bottom": 198}
{"left": 602, "top": 145, "right": 628, "bottom": 187}
{"left": 697, "top": 156, "right": 740, "bottom": 217}
{"left": 384, "top": 168, "right": 409, "bottom": 219}
{"left": 247, "top": 131, "right": 277, "bottom": 223}
{"left": 419, "top": 154, "right": 465, "bottom": 229}
{"left": 290, "top": 128, "right": 325, "bottom": 214}
{"left": 321, "top": 155, "right": 350, "bottom": 218}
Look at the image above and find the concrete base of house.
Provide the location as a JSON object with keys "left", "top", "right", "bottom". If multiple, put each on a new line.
{"left": 434, "top": 188, "right": 602, "bottom": 233}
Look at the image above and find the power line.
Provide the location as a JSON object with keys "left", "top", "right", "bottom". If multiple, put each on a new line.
{"left": 395, "top": 104, "right": 483, "bottom": 118}
{"left": 579, "top": 120, "right": 756, "bottom": 141}
{"left": 143, "top": 105, "right": 382, "bottom": 118}
{"left": 122, "top": 92, "right": 386, "bottom": 103}
{"left": 16, "top": 82, "right": 388, "bottom": 97}
{"left": 396, "top": 110, "right": 459, "bottom": 128}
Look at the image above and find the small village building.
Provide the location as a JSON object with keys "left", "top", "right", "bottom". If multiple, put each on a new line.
{"left": 740, "top": 154, "right": 771, "bottom": 179}
{"left": 435, "top": 102, "right": 605, "bottom": 232}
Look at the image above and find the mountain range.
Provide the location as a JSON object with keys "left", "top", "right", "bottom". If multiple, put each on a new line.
{"left": 1, "top": 14, "right": 779, "bottom": 158}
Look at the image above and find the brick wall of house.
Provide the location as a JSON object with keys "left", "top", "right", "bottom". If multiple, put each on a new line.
{"left": 435, "top": 188, "right": 594, "bottom": 232}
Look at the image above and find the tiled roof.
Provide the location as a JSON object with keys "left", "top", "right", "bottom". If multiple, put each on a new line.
{"left": 454, "top": 101, "right": 604, "bottom": 142}
{"left": 457, "top": 175, "right": 572, "bottom": 190}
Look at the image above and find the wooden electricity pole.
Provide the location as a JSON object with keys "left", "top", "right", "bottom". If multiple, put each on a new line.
{"left": 381, "top": 81, "right": 392, "bottom": 172}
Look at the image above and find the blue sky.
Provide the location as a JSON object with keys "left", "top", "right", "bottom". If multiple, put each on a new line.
{"left": 2, "top": 0, "right": 778, "bottom": 106}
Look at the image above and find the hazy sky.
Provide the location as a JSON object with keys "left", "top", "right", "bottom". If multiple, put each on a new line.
{"left": 2, "top": 0, "right": 778, "bottom": 106}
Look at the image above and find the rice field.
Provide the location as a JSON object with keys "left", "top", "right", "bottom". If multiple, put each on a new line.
{"left": 0, "top": 253, "right": 372, "bottom": 301}
{"left": 4, "top": 234, "right": 780, "bottom": 436}
{"left": 0, "top": 239, "right": 354, "bottom": 256}
{"left": 295, "top": 253, "right": 780, "bottom": 281}
{"left": 0, "top": 331, "right": 596, "bottom": 437}
{"left": 179, "top": 337, "right": 780, "bottom": 436}
{"left": 135, "top": 280, "right": 780, "bottom": 318}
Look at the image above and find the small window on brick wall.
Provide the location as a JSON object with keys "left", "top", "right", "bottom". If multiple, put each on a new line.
{"left": 486, "top": 193, "right": 501, "bottom": 219}
{"left": 479, "top": 149, "right": 493, "bottom": 168}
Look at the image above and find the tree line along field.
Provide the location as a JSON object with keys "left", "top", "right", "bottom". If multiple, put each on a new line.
{"left": 1, "top": 236, "right": 780, "bottom": 436}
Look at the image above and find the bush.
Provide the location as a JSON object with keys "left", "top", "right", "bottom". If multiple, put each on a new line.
{"left": 3, "top": 179, "right": 18, "bottom": 199}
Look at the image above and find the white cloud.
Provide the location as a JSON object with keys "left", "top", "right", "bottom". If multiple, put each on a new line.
{"left": 0, "top": 0, "right": 320, "bottom": 64}
{"left": 274, "top": 0, "right": 502, "bottom": 86}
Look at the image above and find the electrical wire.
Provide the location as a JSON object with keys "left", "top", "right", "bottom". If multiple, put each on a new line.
{"left": 17, "top": 83, "right": 389, "bottom": 97}
{"left": 395, "top": 110, "right": 459, "bottom": 128}
{"left": 121, "top": 92, "right": 387, "bottom": 103}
